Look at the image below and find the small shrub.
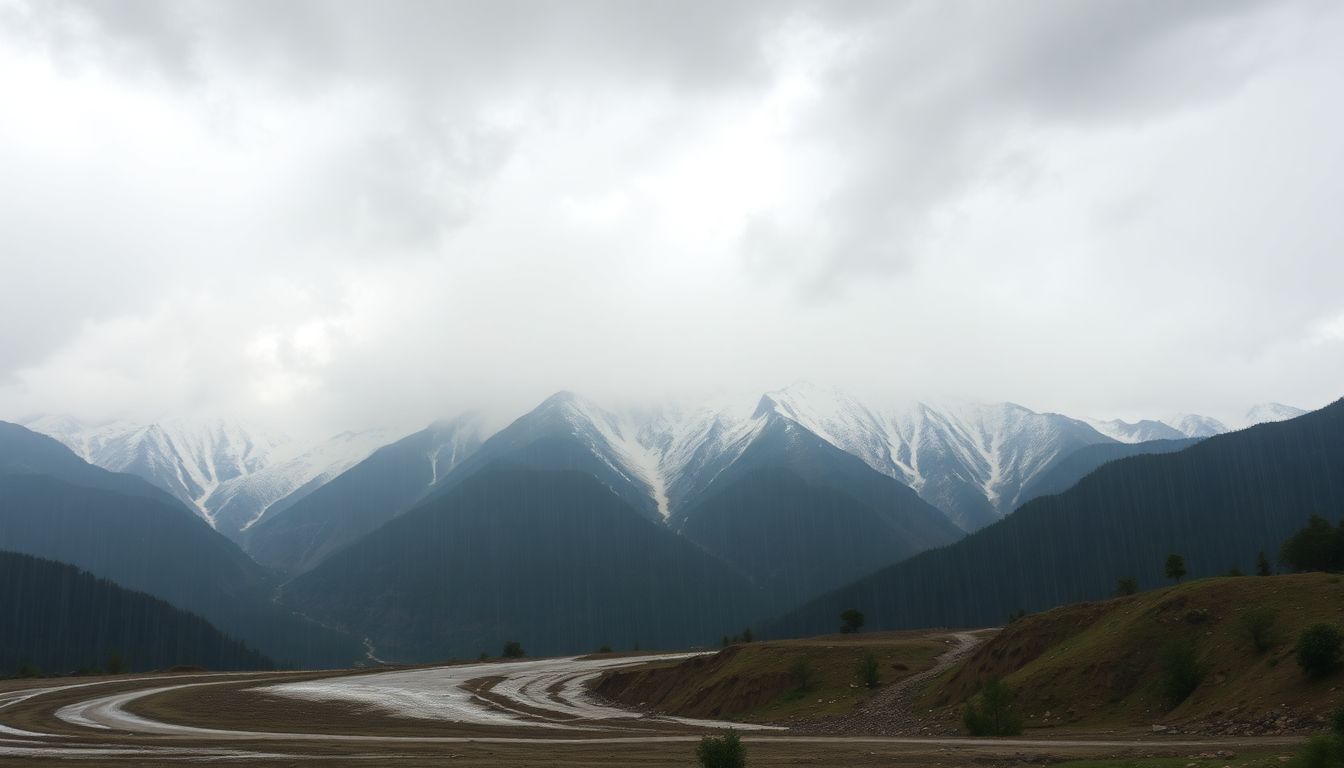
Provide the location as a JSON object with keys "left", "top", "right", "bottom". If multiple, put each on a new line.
{"left": 788, "top": 658, "right": 813, "bottom": 693}
{"left": 1296, "top": 624, "right": 1344, "bottom": 679}
{"left": 1115, "top": 577, "right": 1138, "bottom": 596}
{"left": 596, "top": 645, "right": 612, "bottom": 654}
{"left": 1159, "top": 638, "right": 1204, "bottom": 706}
{"left": 857, "top": 652, "right": 880, "bottom": 688}
{"left": 1240, "top": 607, "right": 1278, "bottom": 653}
{"left": 502, "top": 641, "right": 525, "bottom": 659}
{"left": 962, "top": 678, "right": 1022, "bottom": 736}
{"left": 106, "top": 652, "right": 127, "bottom": 675}
{"left": 1332, "top": 703, "right": 1344, "bottom": 736}
{"left": 696, "top": 729, "right": 745, "bottom": 768}
{"left": 1257, "top": 551, "right": 1273, "bottom": 576}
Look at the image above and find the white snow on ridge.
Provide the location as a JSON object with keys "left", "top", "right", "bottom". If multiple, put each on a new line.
{"left": 755, "top": 383, "right": 1110, "bottom": 529}
{"left": 227, "top": 428, "right": 406, "bottom": 532}
{"left": 1240, "top": 402, "right": 1306, "bottom": 428}
{"left": 19, "top": 415, "right": 405, "bottom": 535}
{"left": 1084, "top": 417, "right": 1186, "bottom": 444}
{"left": 541, "top": 394, "right": 764, "bottom": 521}
{"left": 22, "top": 393, "right": 1312, "bottom": 539}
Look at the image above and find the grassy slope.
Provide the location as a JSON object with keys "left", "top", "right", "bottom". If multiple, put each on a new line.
{"left": 593, "top": 632, "right": 946, "bottom": 723}
{"left": 919, "top": 573, "right": 1344, "bottom": 732}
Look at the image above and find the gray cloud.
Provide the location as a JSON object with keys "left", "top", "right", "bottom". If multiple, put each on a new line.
{"left": 0, "top": 0, "right": 1340, "bottom": 433}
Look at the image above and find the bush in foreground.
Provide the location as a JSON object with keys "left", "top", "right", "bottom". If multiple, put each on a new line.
{"left": 1289, "top": 734, "right": 1344, "bottom": 768}
{"left": 697, "top": 729, "right": 745, "bottom": 768}
{"left": 1296, "top": 625, "right": 1344, "bottom": 679}
{"left": 963, "top": 678, "right": 1022, "bottom": 737}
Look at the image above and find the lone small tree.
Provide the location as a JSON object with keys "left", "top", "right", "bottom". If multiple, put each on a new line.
{"left": 1257, "top": 551, "right": 1273, "bottom": 577}
{"left": 1165, "top": 554, "right": 1187, "bottom": 583}
{"left": 696, "top": 729, "right": 745, "bottom": 768}
{"left": 840, "top": 609, "right": 865, "bottom": 634}
{"left": 1295, "top": 624, "right": 1344, "bottom": 678}
{"left": 106, "top": 652, "right": 127, "bottom": 675}
{"left": 502, "top": 641, "right": 525, "bottom": 659}
{"left": 1115, "top": 577, "right": 1138, "bottom": 596}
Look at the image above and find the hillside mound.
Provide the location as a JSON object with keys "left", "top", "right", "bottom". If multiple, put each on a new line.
{"left": 593, "top": 633, "right": 947, "bottom": 723}
{"left": 921, "top": 573, "right": 1344, "bottom": 735}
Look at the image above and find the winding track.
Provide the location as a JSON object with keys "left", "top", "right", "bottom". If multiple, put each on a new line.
{"left": 0, "top": 643, "right": 1303, "bottom": 763}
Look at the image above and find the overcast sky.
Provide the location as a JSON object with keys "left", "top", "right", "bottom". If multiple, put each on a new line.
{"left": 1, "top": 0, "right": 1341, "bottom": 436}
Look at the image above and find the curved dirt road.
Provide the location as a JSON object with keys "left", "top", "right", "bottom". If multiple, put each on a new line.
{"left": 0, "top": 648, "right": 1303, "bottom": 765}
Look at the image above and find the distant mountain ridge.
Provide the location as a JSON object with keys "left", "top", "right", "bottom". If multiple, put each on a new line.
{"left": 20, "top": 415, "right": 402, "bottom": 540}
{"left": 22, "top": 391, "right": 1309, "bottom": 574}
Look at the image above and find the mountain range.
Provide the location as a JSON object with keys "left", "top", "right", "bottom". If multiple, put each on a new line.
{"left": 5, "top": 387, "right": 1322, "bottom": 665}
{"left": 768, "top": 397, "right": 1344, "bottom": 638}
{"left": 24, "top": 389, "right": 1304, "bottom": 547}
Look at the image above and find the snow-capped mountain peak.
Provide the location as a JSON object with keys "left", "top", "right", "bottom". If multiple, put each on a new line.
{"left": 20, "top": 414, "right": 404, "bottom": 539}
{"left": 1164, "top": 413, "right": 1230, "bottom": 438}
{"left": 757, "top": 384, "right": 1113, "bottom": 530}
{"left": 1241, "top": 402, "right": 1306, "bottom": 427}
{"left": 1083, "top": 417, "right": 1186, "bottom": 444}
